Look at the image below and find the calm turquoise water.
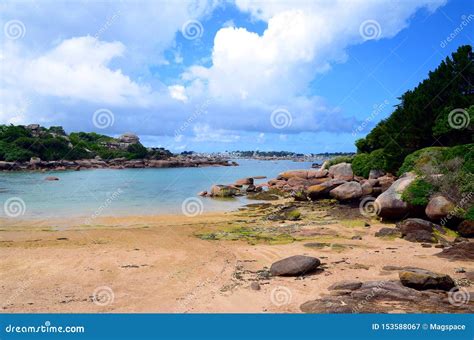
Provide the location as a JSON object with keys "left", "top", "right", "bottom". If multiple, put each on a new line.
{"left": 0, "top": 159, "right": 316, "bottom": 219}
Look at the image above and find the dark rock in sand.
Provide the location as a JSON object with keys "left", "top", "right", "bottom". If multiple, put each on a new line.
{"left": 328, "top": 280, "right": 362, "bottom": 291}
{"left": 458, "top": 220, "right": 474, "bottom": 238}
{"left": 399, "top": 268, "right": 455, "bottom": 291}
{"left": 375, "top": 228, "right": 401, "bottom": 238}
{"left": 435, "top": 242, "right": 474, "bottom": 261}
{"left": 250, "top": 282, "right": 261, "bottom": 291}
{"left": 397, "top": 218, "right": 438, "bottom": 243}
{"left": 270, "top": 255, "right": 321, "bottom": 276}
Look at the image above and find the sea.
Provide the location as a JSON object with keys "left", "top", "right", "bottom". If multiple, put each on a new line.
{"left": 0, "top": 159, "right": 317, "bottom": 219}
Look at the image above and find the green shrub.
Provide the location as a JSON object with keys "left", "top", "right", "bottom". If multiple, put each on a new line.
{"left": 401, "top": 179, "right": 434, "bottom": 206}
{"left": 324, "top": 155, "right": 354, "bottom": 169}
{"left": 465, "top": 206, "right": 474, "bottom": 221}
{"left": 352, "top": 149, "right": 387, "bottom": 178}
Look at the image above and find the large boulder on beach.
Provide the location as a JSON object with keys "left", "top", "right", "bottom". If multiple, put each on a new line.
{"left": 329, "top": 181, "right": 362, "bottom": 201}
{"left": 374, "top": 173, "right": 416, "bottom": 219}
{"left": 425, "top": 195, "right": 455, "bottom": 221}
{"left": 210, "top": 185, "right": 238, "bottom": 197}
{"left": 270, "top": 255, "right": 321, "bottom": 276}
{"left": 307, "top": 180, "right": 346, "bottom": 200}
{"left": 328, "top": 163, "right": 353, "bottom": 181}
{"left": 399, "top": 268, "right": 455, "bottom": 291}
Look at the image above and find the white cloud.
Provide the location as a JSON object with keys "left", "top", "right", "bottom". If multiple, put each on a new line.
{"left": 19, "top": 36, "right": 152, "bottom": 106}
{"left": 168, "top": 85, "right": 188, "bottom": 102}
{"left": 192, "top": 123, "right": 241, "bottom": 143}
{"left": 183, "top": 0, "right": 446, "bottom": 133}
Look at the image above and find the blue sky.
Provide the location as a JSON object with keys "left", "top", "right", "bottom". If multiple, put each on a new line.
{"left": 0, "top": 0, "right": 472, "bottom": 153}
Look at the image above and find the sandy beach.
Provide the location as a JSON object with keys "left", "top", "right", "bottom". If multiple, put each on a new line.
{"left": 1, "top": 200, "right": 471, "bottom": 313}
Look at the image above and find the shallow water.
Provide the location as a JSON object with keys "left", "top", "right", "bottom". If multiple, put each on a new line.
{"left": 0, "top": 159, "right": 316, "bottom": 219}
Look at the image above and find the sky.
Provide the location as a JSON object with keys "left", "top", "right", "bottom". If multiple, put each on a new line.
{"left": 0, "top": 0, "right": 473, "bottom": 153}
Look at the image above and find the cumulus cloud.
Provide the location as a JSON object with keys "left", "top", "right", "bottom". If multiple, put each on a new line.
{"left": 182, "top": 0, "right": 446, "bottom": 134}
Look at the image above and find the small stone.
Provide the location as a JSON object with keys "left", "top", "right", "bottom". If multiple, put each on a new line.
{"left": 351, "top": 235, "right": 362, "bottom": 240}
{"left": 421, "top": 243, "right": 432, "bottom": 248}
{"left": 364, "top": 222, "right": 370, "bottom": 227}
{"left": 250, "top": 282, "right": 261, "bottom": 291}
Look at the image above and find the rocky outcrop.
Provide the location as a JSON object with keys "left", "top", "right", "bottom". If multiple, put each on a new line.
{"left": 398, "top": 268, "right": 455, "bottom": 291}
{"left": 329, "top": 181, "right": 362, "bottom": 201}
{"left": 0, "top": 157, "right": 237, "bottom": 172}
{"left": 425, "top": 195, "right": 455, "bottom": 221}
{"left": 374, "top": 173, "right": 416, "bottom": 219}
{"left": 270, "top": 255, "right": 321, "bottom": 276}
{"left": 436, "top": 242, "right": 474, "bottom": 261}
{"left": 328, "top": 163, "right": 353, "bottom": 181}
{"left": 301, "top": 280, "right": 472, "bottom": 313}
